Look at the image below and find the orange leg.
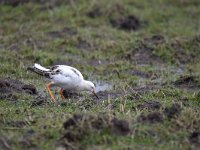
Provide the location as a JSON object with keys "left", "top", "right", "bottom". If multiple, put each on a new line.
{"left": 46, "top": 83, "right": 56, "bottom": 102}
{"left": 60, "top": 88, "right": 65, "bottom": 100}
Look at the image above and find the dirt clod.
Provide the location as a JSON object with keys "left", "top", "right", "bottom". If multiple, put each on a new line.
{"left": 59, "top": 114, "right": 130, "bottom": 149}
{"left": 46, "top": 27, "right": 77, "bottom": 39}
{"left": 174, "top": 75, "right": 200, "bottom": 90}
{"left": 136, "top": 101, "right": 161, "bottom": 111}
{"left": 131, "top": 69, "right": 152, "bottom": 78}
{"left": 30, "top": 95, "right": 49, "bottom": 107}
{"left": 62, "top": 90, "right": 79, "bottom": 99}
{"left": 0, "top": 78, "right": 37, "bottom": 101}
{"left": 0, "top": 0, "right": 29, "bottom": 6}
{"left": 189, "top": 131, "right": 200, "bottom": 145}
{"left": 22, "top": 84, "right": 37, "bottom": 94}
{"left": 164, "top": 103, "right": 182, "bottom": 119}
{"left": 63, "top": 114, "right": 83, "bottom": 129}
{"left": 137, "top": 112, "right": 163, "bottom": 123}
{"left": 144, "top": 35, "right": 165, "bottom": 46}
{"left": 110, "top": 15, "right": 141, "bottom": 31}
{"left": 124, "top": 45, "right": 161, "bottom": 64}
{"left": 87, "top": 7, "right": 102, "bottom": 18}
{"left": 111, "top": 118, "right": 130, "bottom": 136}
{"left": 7, "top": 120, "right": 27, "bottom": 128}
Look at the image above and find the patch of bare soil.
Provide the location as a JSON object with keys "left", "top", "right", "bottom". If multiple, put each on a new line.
{"left": 75, "top": 37, "right": 93, "bottom": 51}
{"left": 131, "top": 69, "right": 153, "bottom": 78}
{"left": 77, "top": 99, "right": 97, "bottom": 110}
{"left": 189, "top": 131, "right": 200, "bottom": 146}
{"left": 124, "top": 35, "right": 165, "bottom": 65}
{"left": 110, "top": 15, "right": 141, "bottom": 31}
{"left": 58, "top": 114, "right": 130, "bottom": 149}
{"left": 62, "top": 90, "right": 79, "bottom": 99}
{"left": 174, "top": 75, "right": 200, "bottom": 90}
{"left": 171, "top": 35, "right": 200, "bottom": 64}
{"left": 0, "top": 0, "right": 29, "bottom": 6}
{"left": 46, "top": 27, "right": 77, "bottom": 39}
{"left": 0, "top": 0, "right": 75, "bottom": 7}
{"left": 171, "top": 41, "right": 195, "bottom": 64}
{"left": 0, "top": 78, "right": 37, "bottom": 101}
{"left": 6, "top": 120, "right": 27, "bottom": 128}
{"left": 95, "top": 91, "right": 120, "bottom": 100}
{"left": 86, "top": 7, "right": 103, "bottom": 18}
{"left": 137, "top": 103, "right": 182, "bottom": 124}
{"left": 30, "top": 96, "right": 49, "bottom": 107}
{"left": 143, "top": 35, "right": 165, "bottom": 46}
{"left": 137, "top": 112, "right": 163, "bottom": 123}
{"left": 164, "top": 103, "right": 182, "bottom": 119}
{"left": 130, "top": 83, "right": 161, "bottom": 100}
{"left": 135, "top": 101, "right": 162, "bottom": 111}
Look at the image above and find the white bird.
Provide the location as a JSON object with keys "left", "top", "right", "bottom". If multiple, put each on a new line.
{"left": 28, "top": 63, "right": 98, "bottom": 102}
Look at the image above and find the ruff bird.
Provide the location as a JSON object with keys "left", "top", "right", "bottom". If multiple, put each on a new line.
{"left": 28, "top": 63, "right": 98, "bottom": 102}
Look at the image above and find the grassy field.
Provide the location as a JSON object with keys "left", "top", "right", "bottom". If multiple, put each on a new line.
{"left": 0, "top": 0, "right": 200, "bottom": 149}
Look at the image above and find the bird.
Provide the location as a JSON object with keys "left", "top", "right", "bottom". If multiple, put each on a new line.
{"left": 28, "top": 63, "right": 99, "bottom": 102}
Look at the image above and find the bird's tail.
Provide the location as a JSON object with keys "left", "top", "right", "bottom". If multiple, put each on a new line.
{"left": 27, "top": 63, "right": 51, "bottom": 78}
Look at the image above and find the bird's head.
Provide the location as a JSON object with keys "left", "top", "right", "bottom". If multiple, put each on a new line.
{"left": 84, "top": 80, "right": 99, "bottom": 99}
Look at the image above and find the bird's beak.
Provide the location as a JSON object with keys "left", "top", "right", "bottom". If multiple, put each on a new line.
{"left": 92, "top": 90, "right": 99, "bottom": 99}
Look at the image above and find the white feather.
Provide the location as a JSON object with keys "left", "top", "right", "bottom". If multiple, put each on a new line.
{"left": 34, "top": 63, "right": 50, "bottom": 72}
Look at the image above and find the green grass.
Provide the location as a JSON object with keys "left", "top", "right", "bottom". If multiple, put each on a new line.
{"left": 0, "top": 0, "right": 200, "bottom": 149}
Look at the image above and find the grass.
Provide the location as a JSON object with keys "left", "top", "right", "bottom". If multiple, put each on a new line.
{"left": 0, "top": 0, "right": 200, "bottom": 149}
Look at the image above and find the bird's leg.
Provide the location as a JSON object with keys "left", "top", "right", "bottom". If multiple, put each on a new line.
{"left": 46, "top": 83, "right": 56, "bottom": 102}
{"left": 60, "top": 88, "right": 65, "bottom": 100}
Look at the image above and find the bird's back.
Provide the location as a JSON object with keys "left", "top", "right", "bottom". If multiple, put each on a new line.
{"left": 55, "top": 65, "right": 84, "bottom": 80}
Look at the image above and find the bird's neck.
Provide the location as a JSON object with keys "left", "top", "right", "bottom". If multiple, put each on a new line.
{"left": 77, "top": 80, "right": 90, "bottom": 91}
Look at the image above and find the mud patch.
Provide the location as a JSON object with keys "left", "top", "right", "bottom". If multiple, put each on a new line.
{"left": 30, "top": 94, "right": 50, "bottom": 107}
{"left": 95, "top": 91, "right": 120, "bottom": 100}
{"left": 22, "top": 84, "right": 37, "bottom": 95}
{"left": 136, "top": 101, "right": 161, "bottom": 111}
{"left": 131, "top": 69, "right": 152, "bottom": 78}
{"left": 30, "top": 99, "right": 48, "bottom": 107}
{"left": 0, "top": 0, "right": 74, "bottom": 7}
{"left": 5, "top": 120, "right": 27, "bottom": 128}
{"left": 110, "top": 15, "right": 141, "bottom": 31}
{"left": 143, "top": 35, "right": 165, "bottom": 46}
{"left": 124, "top": 35, "right": 165, "bottom": 64}
{"left": 174, "top": 75, "right": 200, "bottom": 90}
{"left": 87, "top": 7, "right": 103, "bottom": 18}
{"left": 62, "top": 90, "right": 79, "bottom": 99}
{"left": 124, "top": 44, "right": 161, "bottom": 65}
{"left": 169, "top": 35, "right": 200, "bottom": 64}
{"left": 58, "top": 114, "right": 130, "bottom": 149}
{"left": 137, "top": 112, "right": 163, "bottom": 123}
{"left": 171, "top": 41, "right": 195, "bottom": 64}
{"left": 0, "top": 0, "right": 29, "bottom": 6}
{"left": 0, "top": 78, "right": 37, "bottom": 94}
{"left": 189, "top": 131, "right": 200, "bottom": 146}
{"left": 164, "top": 103, "right": 182, "bottom": 119}
{"left": 130, "top": 83, "right": 161, "bottom": 100}
{"left": 0, "top": 78, "right": 37, "bottom": 101}
{"left": 77, "top": 99, "right": 97, "bottom": 110}
{"left": 76, "top": 37, "right": 93, "bottom": 51}
{"left": 46, "top": 27, "right": 77, "bottom": 39}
